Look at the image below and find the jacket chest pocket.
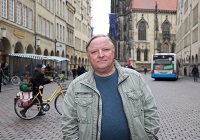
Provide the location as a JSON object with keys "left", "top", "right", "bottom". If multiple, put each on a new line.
{"left": 126, "top": 91, "right": 144, "bottom": 117}
{"left": 75, "top": 92, "right": 93, "bottom": 124}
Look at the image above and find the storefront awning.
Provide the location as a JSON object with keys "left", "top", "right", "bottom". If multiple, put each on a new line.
{"left": 9, "top": 53, "right": 70, "bottom": 62}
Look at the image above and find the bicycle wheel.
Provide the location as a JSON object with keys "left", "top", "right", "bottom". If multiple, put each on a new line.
{"left": 54, "top": 91, "right": 66, "bottom": 115}
{"left": 11, "top": 76, "right": 21, "bottom": 85}
{"left": 14, "top": 97, "right": 41, "bottom": 120}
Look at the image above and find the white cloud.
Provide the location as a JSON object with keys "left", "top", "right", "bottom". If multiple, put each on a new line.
{"left": 92, "top": 0, "right": 110, "bottom": 35}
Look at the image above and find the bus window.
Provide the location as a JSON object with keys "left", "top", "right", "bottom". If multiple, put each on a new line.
{"left": 155, "top": 59, "right": 172, "bottom": 65}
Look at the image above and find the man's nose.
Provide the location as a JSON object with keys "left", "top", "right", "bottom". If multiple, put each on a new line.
{"left": 98, "top": 50, "right": 104, "bottom": 57}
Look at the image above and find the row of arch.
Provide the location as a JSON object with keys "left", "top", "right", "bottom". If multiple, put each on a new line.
{"left": 0, "top": 37, "right": 90, "bottom": 74}
{"left": 179, "top": 54, "right": 199, "bottom": 76}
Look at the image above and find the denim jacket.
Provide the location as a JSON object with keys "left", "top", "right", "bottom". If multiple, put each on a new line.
{"left": 62, "top": 60, "right": 160, "bottom": 140}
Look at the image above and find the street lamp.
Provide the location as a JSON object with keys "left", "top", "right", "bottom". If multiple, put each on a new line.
{"left": 37, "top": 38, "right": 40, "bottom": 46}
{"left": 1, "top": 28, "right": 6, "bottom": 38}
{"left": 0, "top": 28, "right": 6, "bottom": 41}
{"left": 55, "top": 39, "right": 57, "bottom": 56}
{"left": 35, "top": 38, "right": 40, "bottom": 54}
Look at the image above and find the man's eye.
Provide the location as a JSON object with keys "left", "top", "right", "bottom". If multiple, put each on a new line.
{"left": 91, "top": 51, "right": 98, "bottom": 54}
{"left": 103, "top": 49, "right": 110, "bottom": 52}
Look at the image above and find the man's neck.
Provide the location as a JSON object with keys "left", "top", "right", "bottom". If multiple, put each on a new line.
{"left": 94, "top": 65, "right": 116, "bottom": 77}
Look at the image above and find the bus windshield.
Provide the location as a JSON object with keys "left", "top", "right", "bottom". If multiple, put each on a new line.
{"left": 155, "top": 59, "right": 172, "bottom": 65}
{"left": 153, "top": 55, "right": 174, "bottom": 65}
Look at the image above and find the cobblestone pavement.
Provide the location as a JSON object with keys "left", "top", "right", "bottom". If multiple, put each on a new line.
{"left": 0, "top": 75, "right": 200, "bottom": 139}
{"left": 146, "top": 75, "right": 200, "bottom": 140}
{"left": 0, "top": 76, "right": 74, "bottom": 140}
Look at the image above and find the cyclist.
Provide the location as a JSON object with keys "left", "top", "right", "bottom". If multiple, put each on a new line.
{"left": 20, "top": 63, "right": 53, "bottom": 117}
{"left": 59, "top": 70, "right": 65, "bottom": 82}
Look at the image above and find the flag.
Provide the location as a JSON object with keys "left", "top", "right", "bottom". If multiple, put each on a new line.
{"left": 109, "top": 13, "right": 118, "bottom": 40}
{"left": 179, "top": 0, "right": 183, "bottom": 13}
{"left": 91, "top": 27, "right": 94, "bottom": 36}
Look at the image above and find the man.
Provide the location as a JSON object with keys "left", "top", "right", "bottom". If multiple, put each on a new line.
{"left": 62, "top": 35, "right": 160, "bottom": 140}
{"left": 144, "top": 67, "right": 147, "bottom": 75}
{"left": 192, "top": 65, "right": 199, "bottom": 82}
{"left": 20, "top": 64, "right": 53, "bottom": 117}
{"left": 71, "top": 66, "right": 77, "bottom": 79}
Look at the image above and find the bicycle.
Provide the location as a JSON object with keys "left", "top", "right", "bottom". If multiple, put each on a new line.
{"left": 3, "top": 73, "right": 21, "bottom": 85}
{"left": 14, "top": 78, "right": 67, "bottom": 120}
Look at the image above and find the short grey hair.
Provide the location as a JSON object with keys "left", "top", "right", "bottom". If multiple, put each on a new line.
{"left": 86, "top": 34, "right": 114, "bottom": 52}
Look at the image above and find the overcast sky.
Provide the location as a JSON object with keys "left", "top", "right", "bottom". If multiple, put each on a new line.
{"left": 92, "top": 0, "right": 111, "bottom": 35}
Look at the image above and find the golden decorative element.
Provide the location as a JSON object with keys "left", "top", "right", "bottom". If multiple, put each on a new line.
{"left": 13, "top": 29, "right": 25, "bottom": 39}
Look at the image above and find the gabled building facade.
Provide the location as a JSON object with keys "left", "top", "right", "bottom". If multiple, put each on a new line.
{"left": 110, "top": 0, "right": 177, "bottom": 70}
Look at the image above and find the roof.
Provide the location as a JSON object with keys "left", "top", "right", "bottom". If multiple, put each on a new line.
{"left": 132, "top": 0, "right": 177, "bottom": 11}
{"left": 9, "top": 53, "right": 70, "bottom": 62}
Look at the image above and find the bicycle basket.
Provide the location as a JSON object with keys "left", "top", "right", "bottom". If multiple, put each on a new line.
{"left": 17, "top": 98, "right": 32, "bottom": 108}
{"left": 17, "top": 91, "right": 33, "bottom": 108}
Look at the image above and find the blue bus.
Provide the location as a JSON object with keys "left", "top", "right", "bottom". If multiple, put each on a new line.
{"left": 151, "top": 53, "right": 179, "bottom": 80}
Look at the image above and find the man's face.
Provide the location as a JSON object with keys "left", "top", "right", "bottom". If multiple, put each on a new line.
{"left": 87, "top": 37, "right": 115, "bottom": 71}
{"left": 41, "top": 67, "right": 45, "bottom": 72}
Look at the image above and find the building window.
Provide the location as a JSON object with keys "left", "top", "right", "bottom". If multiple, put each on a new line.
{"left": 42, "top": 0, "right": 45, "bottom": 7}
{"left": 60, "top": 25, "right": 62, "bottom": 41}
{"left": 137, "top": 49, "right": 141, "bottom": 61}
{"left": 193, "top": 4, "right": 198, "bottom": 26}
{"left": 37, "top": 15, "right": 41, "bottom": 33}
{"left": 46, "top": 0, "right": 49, "bottom": 10}
{"left": 144, "top": 49, "right": 148, "bottom": 61}
{"left": 57, "top": 23, "right": 59, "bottom": 39}
{"left": 162, "top": 21, "right": 170, "bottom": 41}
{"left": 42, "top": 18, "right": 45, "bottom": 35}
{"left": 50, "top": 23, "right": 53, "bottom": 38}
{"left": 2, "top": 0, "right": 7, "bottom": 18}
{"left": 9, "top": 0, "right": 14, "bottom": 21}
{"left": 171, "top": 43, "right": 175, "bottom": 53}
{"left": 46, "top": 20, "right": 50, "bottom": 37}
{"left": 50, "top": 0, "right": 53, "bottom": 13}
{"left": 16, "top": 2, "right": 22, "bottom": 24}
{"left": 28, "top": 9, "right": 32, "bottom": 29}
{"left": 138, "top": 22, "right": 146, "bottom": 40}
{"left": 22, "top": 6, "right": 27, "bottom": 27}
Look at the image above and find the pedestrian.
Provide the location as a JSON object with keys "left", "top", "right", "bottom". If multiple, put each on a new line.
{"left": 71, "top": 66, "right": 77, "bottom": 79}
{"left": 81, "top": 65, "right": 86, "bottom": 74}
{"left": 62, "top": 34, "right": 160, "bottom": 140}
{"left": 144, "top": 67, "right": 147, "bottom": 75}
{"left": 2, "top": 62, "right": 9, "bottom": 76}
{"left": 76, "top": 66, "right": 82, "bottom": 76}
{"left": 184, "top": 66, "right": 187, "bottom": 76}
{"left": 192, "top": 65, "right": 199, "bottom": 82}
{"left": 56, "top": 64, "right": 61, "bottom": 76}
{"left": 20, "top": 63, "right": 53, "bottom": 118}
{"left": 125, "top": 61, "right": 134, "bottom": 69}
{"left": 0, "top": 63, "right": 6, "bottom": 92}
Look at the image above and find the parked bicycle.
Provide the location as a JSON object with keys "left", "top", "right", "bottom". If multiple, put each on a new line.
{"left": 3, "top": 73, "right": 21, "bottom": 85}
{"left": 14, "top": 77, "right": 67, "bottom": 120}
